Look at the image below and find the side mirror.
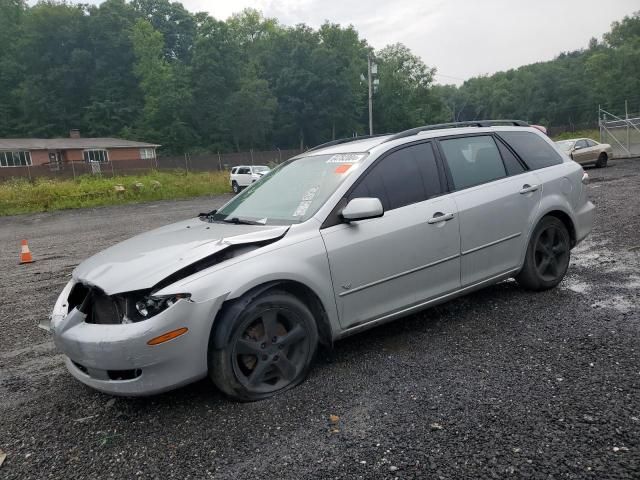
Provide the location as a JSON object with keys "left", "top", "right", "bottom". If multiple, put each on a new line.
{"left": 341, "top": 197, "right": 384, "bottom": 222}
{"left": 573, "top": 145, "right": 583, "bottom": 150}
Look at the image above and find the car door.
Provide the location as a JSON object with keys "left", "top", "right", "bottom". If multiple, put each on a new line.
{"left": 585, "top": 139, "right": 600, "bottom": 162}
{"left": 437, "top": 134, "right": 542, "bottom": 286}
{"left": 571, "top": 139, "right": 590, "bottom": 164}
{"left": 321, "top": 141, "right": 461, "bottom": 329}
{"left": 237, "top": 167, "right": 251, "bottom": 186}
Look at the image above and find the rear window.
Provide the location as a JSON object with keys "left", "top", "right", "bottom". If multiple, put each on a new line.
{"left": 499, "top": 131, "right": 563, "bottom": 170}
{"left": 439, "top": 135, "right": 506, "bottom": 190}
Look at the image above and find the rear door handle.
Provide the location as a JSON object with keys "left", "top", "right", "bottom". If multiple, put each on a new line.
{"left": 520, "top": 184, "right": 539, "bottom": 194}
{"left": 428, "top": 212, "right": 455, "bottom": 224}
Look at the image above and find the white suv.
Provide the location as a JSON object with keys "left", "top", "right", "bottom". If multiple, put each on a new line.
{"left": 230, "top": 165, "right": 270, "bottom": 193}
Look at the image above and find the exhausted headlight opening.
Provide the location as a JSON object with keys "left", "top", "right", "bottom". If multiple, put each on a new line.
{"left": 127, "top": 293, "right": 191, "bottom": 322}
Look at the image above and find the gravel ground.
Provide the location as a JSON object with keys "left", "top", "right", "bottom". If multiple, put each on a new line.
{"left": 1, "top": 160, "right": 638, "bottom": 479}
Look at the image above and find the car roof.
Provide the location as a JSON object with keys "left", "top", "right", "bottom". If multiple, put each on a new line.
{"left": 304, "top": 124, "right": 543, "bottom": 156}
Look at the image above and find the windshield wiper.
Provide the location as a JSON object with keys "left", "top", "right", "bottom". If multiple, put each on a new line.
{"left": 198, "top": 209, "right": 217, "bottom": 218}
{"left": 221, "top": 217, "right": 263, "bottom": 225}
{"left": 198, "top": 209, "right": 217, "bottom": 223}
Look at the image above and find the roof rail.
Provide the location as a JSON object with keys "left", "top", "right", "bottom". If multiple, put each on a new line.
{"left": 307, "top": 134, "right": 389, "bottom": 152}
{"left": 384, "top": 120, "right": 530, "bottom": 142}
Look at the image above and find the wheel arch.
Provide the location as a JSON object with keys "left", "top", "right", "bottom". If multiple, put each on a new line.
{"left": 210, "top": 280, "right": 333, "bottom": 351}
{"left": 543, "top": 209, "right": 577, "bottom": 248}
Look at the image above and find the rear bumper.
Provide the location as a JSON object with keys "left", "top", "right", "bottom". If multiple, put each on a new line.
{"left": 47, "top": 283, "right": 225, "bottom": 396}
{"left": 575, "top": 200, "right": 595, "bottom": 246}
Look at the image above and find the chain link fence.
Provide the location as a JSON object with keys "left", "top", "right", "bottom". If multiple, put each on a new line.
{"left": 0, "top": 148, "right": 301, "bottom": 181}
{"left": 599, "top": 104, "right": 640, "bottom": 159}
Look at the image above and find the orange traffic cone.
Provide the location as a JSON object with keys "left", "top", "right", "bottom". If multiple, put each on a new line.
{"left": 19, "top": 239, "right": 34, "bottom": 264}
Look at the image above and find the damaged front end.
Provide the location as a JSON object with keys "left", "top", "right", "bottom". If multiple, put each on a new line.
{"left": 65, "top": 282, "right": 191, "bottom": 325}
{"left": 41, "top": 219, "right": 290, "bottom": 395}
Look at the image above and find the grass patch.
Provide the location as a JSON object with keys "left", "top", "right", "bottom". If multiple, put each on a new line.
{"left": 552, "top": 129, "right": 601, "bottom": 141}
{"left": 0, "top": 170, "right": 230, "bottom": 216}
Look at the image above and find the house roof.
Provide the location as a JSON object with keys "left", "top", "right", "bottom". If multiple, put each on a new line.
{"left": 0, "top": 138, "right": 161, "bottom": 150}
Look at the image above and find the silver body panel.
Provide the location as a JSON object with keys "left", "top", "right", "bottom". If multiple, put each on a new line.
{"left": 46, "top": 126, "right": 595, "bottom": 395}
{"left": 321, "top": 196, "right": 460, "bottom": 328}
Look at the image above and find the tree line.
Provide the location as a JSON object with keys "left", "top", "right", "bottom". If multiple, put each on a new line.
{"left": 0, "top": 0, "right": 638, "bottom": 153}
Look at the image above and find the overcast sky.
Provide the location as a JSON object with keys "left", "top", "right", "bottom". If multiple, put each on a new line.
{"left": 66, "top": 0, "right": 638, "bottom": 85}
{"left": 182, "top": 0, "right": 637, "bottom": 84}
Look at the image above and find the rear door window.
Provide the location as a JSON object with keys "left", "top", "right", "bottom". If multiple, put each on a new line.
{"left": 350, "top": 142, "right": 441, "bottom": 211}
{"left": 499, "top": 131, "right": 564, "bottom": 170}
{"left": 439, "top": 135, "right": 506, "bottom": 190}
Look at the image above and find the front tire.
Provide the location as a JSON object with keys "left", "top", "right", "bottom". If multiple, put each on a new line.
{"left": 209, "top": 290, "right": 318, "bottom": 401}
{"left": 231, "top": 181, "right": 240, "bottom": 194}
{"left": 516, "top": 216, "right": 571, "bottom": 291}
{"left": 596, "top": 153, "right": 608, "bottom": 168}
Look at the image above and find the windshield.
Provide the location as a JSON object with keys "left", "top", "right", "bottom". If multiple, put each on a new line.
{"left": 555, "top": 140, "right": 575, "bottom": 152}
{"left": 213, "top": 153, "right": 367, "bottom": 225}
{"left": 253, "top": 166, "right": 269, "bottom": 173}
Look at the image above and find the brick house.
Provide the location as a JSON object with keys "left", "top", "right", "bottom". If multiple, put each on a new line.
{"left": 0, "top": 130, "right": 160, "bottom": 176}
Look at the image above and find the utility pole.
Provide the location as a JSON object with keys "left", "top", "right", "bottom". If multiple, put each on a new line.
{"left": 368, "top": 54, "right": 373, "bottom": 135}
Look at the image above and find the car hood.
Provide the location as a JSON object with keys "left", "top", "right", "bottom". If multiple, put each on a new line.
{"left": 73, "top": 218, "right": 289, "bottom": 295}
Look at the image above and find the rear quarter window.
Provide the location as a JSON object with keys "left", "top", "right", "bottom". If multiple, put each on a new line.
{"left": 498, "top": 131, "right": 563, "bottom": 170}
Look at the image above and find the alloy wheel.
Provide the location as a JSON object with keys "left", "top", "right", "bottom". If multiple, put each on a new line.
{"left": 231, "top": 308, "right": 310, "bottom": 394}
{"left": 534, "top": 225, "right": 569, "bottom": 282}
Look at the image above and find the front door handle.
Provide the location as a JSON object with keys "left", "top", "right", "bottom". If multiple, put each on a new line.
{"left": 520, "top": 184, "right": 539, "bottom": 194}
{"left": 427, "top": 212, "right": 455, "bottom": 224}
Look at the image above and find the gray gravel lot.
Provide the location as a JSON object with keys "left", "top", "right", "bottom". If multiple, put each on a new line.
{"left": 1, "top": 161, "right": 639, "bottom": 479}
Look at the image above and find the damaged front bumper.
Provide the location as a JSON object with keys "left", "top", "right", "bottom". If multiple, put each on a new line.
{"left": 42, "top": 280, "right": 225, "bottom": 396}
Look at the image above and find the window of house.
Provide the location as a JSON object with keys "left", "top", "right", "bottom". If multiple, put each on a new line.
{"left": 83, "top": 149, "right": 109, "bottom": 163}
{"left": 439, "top": 135, "right": 507, "bottom": 190}
{"left": 498, "top": 131, "right": 563, "bottom": 170}
{"left": 140, "top": 148, "right": 155, "bottom": 159}
{"left": 0, "top": 151, "right": 32, "bottom": 167}
{"left": 349, "top": 142, "right": 441, "bottom": 211}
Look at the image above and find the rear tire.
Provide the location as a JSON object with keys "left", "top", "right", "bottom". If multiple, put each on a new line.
{"left": 595, "top": 153, "right": 608, "bottom": 168}
{"left": 232, "top": 181, "right": 240, "bottom": 194}
{"left": 209, "top": 290, "right": 318, "bottom": 401}
{"left": 516, "top": 216, "right": 571, "bottom": 291}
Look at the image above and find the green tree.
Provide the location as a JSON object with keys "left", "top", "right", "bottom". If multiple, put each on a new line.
{"left": 130, "top": 19, "right": 194, "bottom": 152}
{"left": 84, "top": 0, "right": 142, "bottom": 136}
{"left": 224, "top": 69, "right": 277, "bottom": 151}
{"left": 0, "top": 0, "right": 26, "bottom": 136}
{"left": 17, "top": 1, "right": 93, "bottom": 136}
{"left": 374, "top": 43, "right": 436, "bottom": 132}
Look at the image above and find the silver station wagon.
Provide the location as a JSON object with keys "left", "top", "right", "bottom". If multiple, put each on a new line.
{"left": 44, "top": 121, "right": 595, "bottom": 401}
